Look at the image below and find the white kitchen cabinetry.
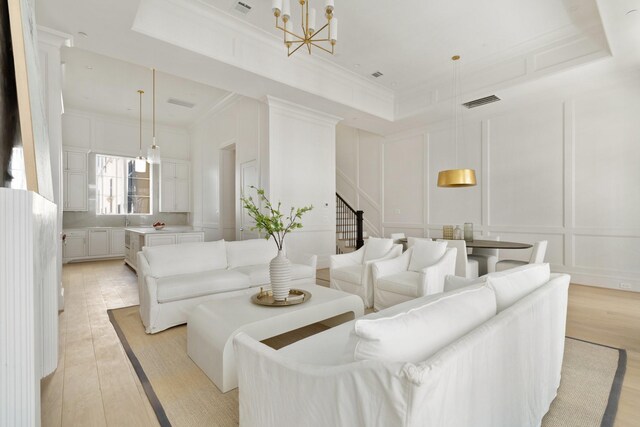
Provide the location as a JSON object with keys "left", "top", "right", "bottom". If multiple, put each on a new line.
{"left": 63, "top": 148, "right": 88, "bottom": 211}
{"left": 63, "top": 228, "right": 126, "bottom": 262}
{"left": 177, "top": 233, "right": 205, "bottom": 244}
{"left": 110, "top": 229, "right": 126, "bottom": 256}
{"left": 160, "top": 160, "right": 190, "bottom": 212}
{"left": 88, "top": 229, "right": 110, "bottom": 256}
{"left": 63, "top": 230, "right": 87, "bottom": 259}
{"left": 124, "top": 228, "right": 204, "bottom": 272}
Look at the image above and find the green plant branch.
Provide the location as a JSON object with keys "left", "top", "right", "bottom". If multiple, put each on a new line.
{"left": 240, "top": 187, "right": 313, "bottom": 251}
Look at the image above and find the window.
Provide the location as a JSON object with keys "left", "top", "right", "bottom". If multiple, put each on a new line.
{"left": 96, "top": 154, "right": 152, "bottom": 215}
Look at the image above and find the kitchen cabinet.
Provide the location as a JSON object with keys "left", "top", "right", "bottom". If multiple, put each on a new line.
{"left": 124, "top": 227, "right": 204, "bottom": 272}
{"left": 88, "top": 229, "right": 110, "bottom": 257}
{"left": 160, "top": 160, "right": 190, "bottom": 212}
{"left": 63, "top": 228, "right": 126, "bottom": 262}
{"left": 110, "top": 229, "right": 126, "bottom": 256}
{"left": 63, "top": 230, "right": 87, "bottom": 259}
{"left": 63, "top": 148, "right": 88, "bottom": 211}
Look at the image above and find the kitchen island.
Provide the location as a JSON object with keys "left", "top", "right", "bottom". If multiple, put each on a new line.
{"left": 124, "top": 226, "right": 204, "bottom": 272}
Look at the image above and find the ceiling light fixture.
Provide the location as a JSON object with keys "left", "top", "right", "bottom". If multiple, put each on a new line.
{"left": 437, "top": 55, "right": 477, "bottom": 188}
{"left": 147, "top": 68, "right": 161, "bottom": 165}
{"left": 271, "top": 0, "right": 337, "bottom": 57}
{"left": 135, "top": 90, "right": 147, "bottom": 173}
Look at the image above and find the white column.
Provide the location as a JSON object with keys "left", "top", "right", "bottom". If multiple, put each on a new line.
{"left": 0, "top": 189, "right": 57, "bottom": 427}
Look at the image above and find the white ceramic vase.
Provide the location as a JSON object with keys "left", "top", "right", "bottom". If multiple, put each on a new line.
{"left": 270, "top": 249, "right": 292, "bottom": 301}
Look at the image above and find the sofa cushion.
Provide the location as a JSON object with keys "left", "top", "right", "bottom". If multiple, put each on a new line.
{"left": 233, "top": 263, "right": 315, "bottom": 287}
{"left": 143, "top": 240, "right": 227, "bottom": 278}
{"left": 363, "top": 238, "right": 394, "bottom": 261}
{"left": 226, "top": 239, "right": 279, "bottom": 269}
{"left": 487, "top": 263, "right": 550, "bottom": 312}
{"left": 408, "top": 240, "right": 447, "bottom": 272}
{"left": 444, "top": 275, "right": 487, "bottom": 292}
{"left": 377, "top": 271, "right": 420, "bottom": 297}
{"left": 353, "top": 285, "right": 496, "bottom": 363}
{"left": 156, "top": 269, "right": 249, "bottom": 303}
{"left": 331, "top": 265, "right": 363, "bottom": 285}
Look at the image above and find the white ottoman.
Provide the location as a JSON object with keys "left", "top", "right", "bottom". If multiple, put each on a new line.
{"left": 187, "top": 282, "right": 364, "bottom": 393}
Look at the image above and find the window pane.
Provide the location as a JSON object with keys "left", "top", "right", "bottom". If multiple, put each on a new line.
{"left": 96, "top": 154, "right": 151, "bottom": 215}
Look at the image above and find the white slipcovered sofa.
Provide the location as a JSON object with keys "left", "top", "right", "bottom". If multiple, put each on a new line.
{"left": 234, "top": 264, "right": 569, "bottom": 427}
{"left": 137, "top": 239, "right": 317, "bottom": 334}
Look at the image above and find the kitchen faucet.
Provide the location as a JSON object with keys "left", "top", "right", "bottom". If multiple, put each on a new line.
{"left": 124, "top": 216, "right": 130, "bottom": 227}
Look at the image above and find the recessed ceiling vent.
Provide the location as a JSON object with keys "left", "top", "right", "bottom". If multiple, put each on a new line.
{"left": 462, "top": 95, "right": 501, "bottom": 109}
{"left": 235, "top": 1, "right": 252, "bottom": 14}
{"left": 167, "top": 98, "right": 196, "bottom": 109}
{"left": 371, "top": 71, "right": 383, "bottom": 78}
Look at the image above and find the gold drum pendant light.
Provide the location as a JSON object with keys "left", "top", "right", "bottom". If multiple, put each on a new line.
{"left": 437, "top": 55, "right": 477, "bottom": 188}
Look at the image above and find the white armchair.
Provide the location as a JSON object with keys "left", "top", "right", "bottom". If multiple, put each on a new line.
{"left": 330, "top": 238, "right": 403, "bottom": 308}
{"left": 372, "top": 244, "right": 457, "bottom": 311}
{"left": 496, "top": 240, "right": 548, "bottom": 272}
{"left": 438, "top": 239, "right": 479, "bottom": 279}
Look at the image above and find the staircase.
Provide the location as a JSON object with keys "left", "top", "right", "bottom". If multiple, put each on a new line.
{"left": 336, "top": 193, "right": 365, "bottom": 254}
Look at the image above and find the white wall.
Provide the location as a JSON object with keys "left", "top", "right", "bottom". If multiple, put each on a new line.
{"left": 267, "top": 97, "right": 340, "bottom": 268}
{"left": 337, "top": 75, "right": 640, "bottom": 292}
{"left": 190, "top": 95, "right": 268, "bottom": 241}
{"left": 61, "top": 109, "right": 190, "bottom": 228}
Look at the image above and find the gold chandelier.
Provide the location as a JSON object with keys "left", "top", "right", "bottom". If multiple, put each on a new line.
{"left": 271, "top": 0, "right": 338, "bottom": 57}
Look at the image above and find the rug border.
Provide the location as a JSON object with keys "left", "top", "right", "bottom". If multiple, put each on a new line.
{"left": 108, "top": 307, "right": 628, "bottom": 427}
{"left": 566, "top": 337, "right": 627, "bottom": 427}
{"left": 107, "top": 307, "right": 172, "bottom": 427}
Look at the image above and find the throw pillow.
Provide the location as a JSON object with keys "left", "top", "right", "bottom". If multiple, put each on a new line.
{"left": 487, "top": 263, "right": 551, "bottom": 312}
{"left": 363, "top": 237, "right": 394, "bottom": 261}
{"left": 353, "top": 285, "right": 497, "bottom": 363}
{"left": 408, "top": 240, "right": 448, "bottom": 272}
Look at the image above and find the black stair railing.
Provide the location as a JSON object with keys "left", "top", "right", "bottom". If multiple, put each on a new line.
{"left": 336, "top": 193, "right": 364, "bottom": 253}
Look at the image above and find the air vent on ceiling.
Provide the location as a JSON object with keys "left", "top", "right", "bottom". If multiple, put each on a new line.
{"left": 235, "top": 1, "right": 252, "bottom": 14}
{"left": 371, "top": 71, "right": 383, "bottom": 78}
{"left": 462, "top": 95, "right": 501, "bottom": 109}
{"left": 167, "top": 98, "right": 196, "bottom": 109}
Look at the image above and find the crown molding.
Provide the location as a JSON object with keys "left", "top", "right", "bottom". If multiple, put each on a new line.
{"left": 266, "top": 95, "right": 342, "bottom": 126}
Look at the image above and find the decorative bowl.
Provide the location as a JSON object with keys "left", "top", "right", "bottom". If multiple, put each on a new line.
{"left": 153, "top": 221, "right": 166, "bottom": 230}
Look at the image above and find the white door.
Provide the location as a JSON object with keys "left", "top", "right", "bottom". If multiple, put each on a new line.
{"left": 239, "top": 160, "right": 259, "bottom": 240}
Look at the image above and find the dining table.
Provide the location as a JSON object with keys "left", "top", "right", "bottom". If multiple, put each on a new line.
{"left": 398, "top": 238, "right": 532, "bottom": 250}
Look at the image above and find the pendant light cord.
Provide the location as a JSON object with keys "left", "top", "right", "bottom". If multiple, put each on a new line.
{"left": 138, "top": 90, "right": 143, "bottom": 155}
{"left": 152, "top": 69, "right": 156, "bottom": 141}
{"left": 452, "top": 55, "right": 460, "bottom": 168}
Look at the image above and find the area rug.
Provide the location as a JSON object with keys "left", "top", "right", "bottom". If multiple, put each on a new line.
{"left": 109, "top": 306, "right": 626, "bottom": 427}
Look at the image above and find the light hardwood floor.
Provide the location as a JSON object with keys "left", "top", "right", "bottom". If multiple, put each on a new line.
{"left": 42, "top": 261, "right": 640, "bottom": 427}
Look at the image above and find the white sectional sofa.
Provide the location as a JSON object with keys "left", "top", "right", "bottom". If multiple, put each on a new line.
{"left": 234, "top": 264, "right": 570, "bottom": 427}
{"left": 137, "top": 239, "right": 317, "bottom": 334}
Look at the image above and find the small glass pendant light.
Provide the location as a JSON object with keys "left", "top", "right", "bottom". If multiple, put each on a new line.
{"left": 135, "top": 89, "right": 147, "bottom": 173}
{"left": 147, "top": 68, "right": 161, "bottom": 165}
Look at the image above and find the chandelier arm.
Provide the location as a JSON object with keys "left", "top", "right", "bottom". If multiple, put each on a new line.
{"left": 309, "top": 42, "right": 333, "bottom": 54}
{"left": 288, "top": 41, "right": 307, "bottom": 56}
{"left": 309, "top": 37, "right": 330, "bottom": 42}
{"left": 307, "top": 43, "right": 312, "bottom": 54}
{"left": 309, "top": 22, "right": 329, "bottom": 39}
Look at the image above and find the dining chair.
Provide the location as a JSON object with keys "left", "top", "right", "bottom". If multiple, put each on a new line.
{"left": 495, "top": 240, "right": 548, "bottom": 272}
{"left": 468, "top": 235, "right": 500, "bottom": 276}
{"left": 437, "top": 239, "right": 479, "bottom": 279}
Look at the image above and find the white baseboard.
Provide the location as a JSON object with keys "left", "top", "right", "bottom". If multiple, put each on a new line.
{"left": 552, "top": 266, "right": 640, "bottom": 293}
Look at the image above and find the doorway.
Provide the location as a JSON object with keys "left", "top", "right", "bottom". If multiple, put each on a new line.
{"left": 220, "top": 143, "right": 236, "bottom": 241}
